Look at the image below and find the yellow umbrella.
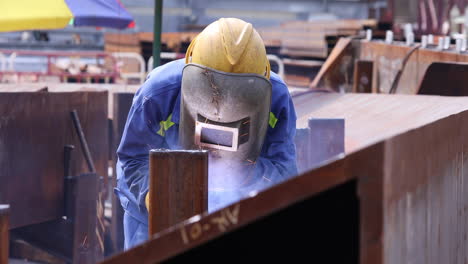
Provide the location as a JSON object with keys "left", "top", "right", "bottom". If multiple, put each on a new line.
{"left": 0, "top": 0, "right": 134, "bottom": 32}
{"left": 0, "top": 0, "right": 73, "bottom": 32}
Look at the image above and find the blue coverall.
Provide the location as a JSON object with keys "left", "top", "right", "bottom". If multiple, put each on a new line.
{"left": 115, "top": 59, "right": 298, "bottom": 249}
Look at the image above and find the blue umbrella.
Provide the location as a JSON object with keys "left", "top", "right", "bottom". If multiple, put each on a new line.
{"left": 0, "top": 0, "right": 135, "bottom": 32}
{"left": 66, "top": 0, "right": 134, "bottom": 29}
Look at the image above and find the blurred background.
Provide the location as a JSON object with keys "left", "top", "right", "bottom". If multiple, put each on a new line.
{"left": 3, "top": 1, "right": 468, "bottom": 263}
{"left": 0, "top": 0, "right": 393, "bottom": 88}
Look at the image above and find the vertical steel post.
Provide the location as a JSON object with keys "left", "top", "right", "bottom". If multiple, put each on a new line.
{"left": 153, "top": 0, "right": 163, "bottom": 69}
{"left": 0, "top": 205, "right": 9, "bottom": 264}
{"left": 308, "top": 118, "right": 345, "bottom": 167}
{"left": 111, "top": 93, "right": 134, "bottom": 253}
{"left": 148, "top": 150, "right": 208, "bottom": 235}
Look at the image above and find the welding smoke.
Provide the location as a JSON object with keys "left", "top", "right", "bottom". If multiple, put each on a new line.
{"left": 207, "top": 152, "right": 273, "bottom": 212}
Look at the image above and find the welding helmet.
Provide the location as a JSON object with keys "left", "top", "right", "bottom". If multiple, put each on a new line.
{"left": 179, "top": 18, "right": 272, "bottom": 188}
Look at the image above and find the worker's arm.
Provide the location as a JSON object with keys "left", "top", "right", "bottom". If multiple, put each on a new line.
{"left": 254, "top": 77, "right": 298, "bottom": 188}
{"left": 116, "top": 60, "right": 184, "bottom": 218}
{"left": 116, "top": 90, "right": 166, "bottom": 214}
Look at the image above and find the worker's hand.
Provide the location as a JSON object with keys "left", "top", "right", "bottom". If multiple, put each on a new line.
{"left": 145, "top": 192, "right": 150, "bottom": 212}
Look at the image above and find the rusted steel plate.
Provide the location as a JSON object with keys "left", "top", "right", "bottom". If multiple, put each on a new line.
{"left": 0, "top": 83, "right": 139, "bottom": 119}
{"left": 279, "top": 20, "right": 375, "bottom": 59}
{"left": 295, "top": 118, "right": 345, "bottom": 174}
{"left": 418, "top": 62, "right": 468, "bottom": 96}
{"left": 353, "top": 60, "right": 374, "bottom": 93}
{"left": 360, "top": 41, "right": 415, "bottom": 94}
{"left": 317, "top": 40, "right": 468, "bottom": 95}
{"left": 99, "top": 93, "right": 468, "bottom": 264}
{"left": 149, "top": 150, "right": 208, "bottom": 235}
{"left": 416, "top": 48, "right": 460, "bottom": 88}
{"left": 308, "top": 118, "right": 345, "bottom": 168}
{"left": 311, "top": 38, "right": 351, "bottom": 88}
{"left": 100, "top": 156, "right": 349, "bottom": 264}
{"left": 12, "top": 173, "right": 99, "bottom": 263}
{"left": 293, "top": 93, "right": 468, "bottom": 153}
{"left": 294, "top": 128, "right": 310, "bottom": 174}
{"left": 0, "top": 205, "right": 9, "bottom": 264}
{"left": 0, "top": 91, "right": 108, "bottom": 228}
{"left": 110, "top": 93, "right": 134, "bottom": 254}
{"left": 358, "top": 41, "right": 468, "bottom": 94}
{"left": 382, "top": 108, "right": 468, "bottom": 264}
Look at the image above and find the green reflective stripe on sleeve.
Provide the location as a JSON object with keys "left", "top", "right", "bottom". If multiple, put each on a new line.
{"left": 157, "top": 126, "right": 165, "bottom": 137}
{"left": 157, "top": 113, "right": 175, "bottom": 137}
{"left": 162, "top": 113, "right": 175, "bottom": 130}
{"left": 269, "top": 112, "right": 278, "bottom": 128}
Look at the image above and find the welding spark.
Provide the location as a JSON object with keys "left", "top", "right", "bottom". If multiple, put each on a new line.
{"left": 81, "top": 235, "right": 88, "bottom": 248}
{"left": 262, "top": 176, "right": 271, "bottom": 182}
{"left": 244, "top": 159, "right": 256, "bottom": 166}
{"left": 209, "top": 147, "right": 222, "bottom": 158}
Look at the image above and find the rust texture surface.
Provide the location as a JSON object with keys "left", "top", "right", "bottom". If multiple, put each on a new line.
{"left": 353, "top": 60, "right": 374, "bottom": 93}
{"left": 12, "top": 173, "right": 99, "bottom": 263}
{"left": 359, "top": 41, "right": 468, "bottom": 94}
{"left": 308, "top": 118, "right": 345, "bottom": 167}
{"left": 0, "top": 91, "right": 108, "bottom": 229}
{"left": 110, "top": 93, "right": 134, "bottom": 254}
{"left": 294, "top": 118, "right": 345, "bottom": 174}
{"left": 149, "top": 150, "right": 208, "bottom": 235}
{"left": 360, "top": 41, "right": 419, "bottom": 94}
{"left": 314, "top": 40, "right": 468, "bottom": 94}
{"left": 71, "top": 173, "right": 99, "bottom": 264}
{"left": 310, "top": 37, "right": 355, "bottom": 91}
{"left": 0, "top": 83, "right": 139, "bottom": 119}
{"left": 418, "top": 62, "right": 468, "bottom": 96}
{"left": 0, "top": 205, "right": 9, "bottom": 264}
{"left": 383, "top": 110, "right": 468, "bottom": 264}
{"left": 101, "top": 156, "right": 349, "bottom": 264}
{"left": 294, "top": 93, "right": 468, "bottom": 153}
{"left": 100, "top": 93, "right": 468, "bottom": 263}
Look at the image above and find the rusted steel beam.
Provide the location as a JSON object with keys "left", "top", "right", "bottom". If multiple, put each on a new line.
{"left": 381, "top": 106, "right": 468, "bottom": 264}
{"left": 294, "top": 128, "right": 310, "bottom": 174}
{"left": 295, "top": 93, "right": 468, "bottom": 153}
{"left": 418, "top": 62, "right": 468, "bottom": 95}
{"left": 99, "top": 156, "right": 349, "bottom": 264}
{"left": 0, "top": 91, "right": 108, "bottom": 229}
{"left": 317, "top": 39, "right": 468, "bottom": 94}
{"left": 353, "top": 60, "right": 374, "bottom": 93}
{"left": 110, "top": 93, "right": 134, "bottom": 254}
{"left": 148, "top": 150, "right": 208, "bottom": 235}
{"left": 71, "top": 110, "right": 96, "bottom": 173}
{"left": 100, "top": 93, "right": 468, "bottom": 264}
{"left": 11, "top": 173, "right": 99, "bottom": 264}
{"left": 0, "top": 205, "right": 9, "bottom": 264}
{"left": 359, "top": 41, "right": 468, "bottom": 94}
{"left": 69, "top": 173, "right": 99, "bottom": 264}
{"left": 311, "top": 37, "right": 352, "bottom": 89}
{"left": 296, "top": 118, "right": 345, "bottom": 174}
{"left": 308, "top": 118, "right": 345, "bottom": 167}
{"left": 279, "top": 20, "right": 375, "bottom": 59}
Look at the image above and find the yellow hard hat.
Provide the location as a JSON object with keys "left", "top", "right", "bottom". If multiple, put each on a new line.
{"left": 185, "top": 18, "right": 271, "bottom": 79}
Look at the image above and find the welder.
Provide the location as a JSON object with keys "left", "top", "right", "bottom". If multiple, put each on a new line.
{"left": 115, "top": 17, "right": 298, "bottom": 249}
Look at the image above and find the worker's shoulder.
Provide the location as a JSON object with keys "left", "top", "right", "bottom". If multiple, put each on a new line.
{"left": 139, "top": 59, "right": 185, "bottom": 97}
{"left": 269, "top": 71, "right": 290, "bottom": 97}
